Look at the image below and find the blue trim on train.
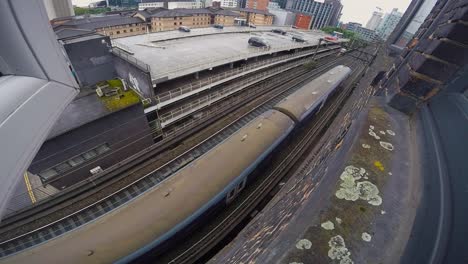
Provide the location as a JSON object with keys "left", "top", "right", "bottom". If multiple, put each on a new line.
{"left": 117, "top": 122, "right": 295, "bottom": 263}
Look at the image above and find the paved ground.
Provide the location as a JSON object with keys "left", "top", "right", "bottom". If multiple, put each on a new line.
{"left": 113, "top": 28, "right": 341, "bottom": 82}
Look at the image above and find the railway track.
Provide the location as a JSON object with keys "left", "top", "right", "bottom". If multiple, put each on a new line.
{"left": 155, "top": 57, "right": 366, "bottom": 264}
{"left": 0, "top": 51, "right": 353, "bottom": 259}
{"left": 0, "top": 47, "right": 340, "bottom": 230}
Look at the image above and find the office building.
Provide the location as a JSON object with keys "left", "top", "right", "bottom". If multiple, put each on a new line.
{"left": 270, "top": 0, "right": 287, "bottom": 8}
{"left": 325, "top": 0, "right": 342, "bottom": 27}
{"left": 219, "top": 0, "right": 239, "bottom": 8}
{"left": 386, "top": 0, "right": 438, "bottom": 52}
{"left": 246, "top": 0, "right": 270, "bottom": 11}
{"left": 353, "top": 26, "right": 379, "bottom": 42}
{"left": 366, "top": 11, "right": 383, "bottom": 30}
{"left": 376, "top": 8, "right": 403, "bottom": 40}
{"left": 286, "top": 0, "right": 334, "bottom": 29}
{"left": 345, "top": 22, "right": 361, "bottom": 32}
{"left": 43, "top": 0, "right": 75, "bottom": 20}
{"left": 138, "top": 0, "right": 205, "bottom": 10}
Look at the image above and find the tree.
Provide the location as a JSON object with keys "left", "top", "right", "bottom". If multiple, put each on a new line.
{"left": 74, "top": 6, "right": 111, "bottom": 15}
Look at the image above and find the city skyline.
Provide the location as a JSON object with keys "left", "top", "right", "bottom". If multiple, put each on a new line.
{"left": 340, "top": 0, "right": 410, "bottom": 25}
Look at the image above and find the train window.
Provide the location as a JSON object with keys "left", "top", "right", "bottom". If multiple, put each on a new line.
{"left": 236, "top": 178, "right": 247, "bottom": 193}
{"left": 83, "top": 150, "right": 97, "bottom": 160}
{"left": 38, "top": 168, "right": 58, "bottom": 180}
{"left": 96, "top": 144, "right": 110, "bottom": 154}
{"left": 226, "top": 188, "right": 236, "bottom": 203}
{"left": 68, "top": 156, "right": 84, "bottom": 167}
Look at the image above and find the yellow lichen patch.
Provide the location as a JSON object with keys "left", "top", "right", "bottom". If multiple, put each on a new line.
{"left": 374, "top": 161, "right": 384, "bottom": 171}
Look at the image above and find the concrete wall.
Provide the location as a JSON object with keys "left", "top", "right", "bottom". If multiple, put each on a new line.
{"left": 29, "top": 103, "right": 153, "bottom": 189}
{"left": 113, "top": 55, "right": 154, "bottom": 98}
{"left": 43, "top": 0, "right": 74, "bottom": 20}
{"left": 271, "top": 9, "right": 296, "bottom": 26}
{"left": 64, "top": 35, "right": 116, "bottom": 88}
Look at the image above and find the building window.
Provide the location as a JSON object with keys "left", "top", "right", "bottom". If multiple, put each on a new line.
{"left": 180, "top": 22, "right": 182, "bottom": 25}
{"left": 174, "top": 22, "right": 177, "bottom": 25}
{"left": 130, "top": 29, "right": 133, "bottom": 32}
{"left": 38, "top": 143, "right": 111, "bottom": 181}
{"left": 174, "top": 17, "right": 177, "bottom": 20}
{"left": 116, "top": 31, "right": 120, "bottom": 34}
{"left": 123, "top": 30, "right": 127, "bottom": 33}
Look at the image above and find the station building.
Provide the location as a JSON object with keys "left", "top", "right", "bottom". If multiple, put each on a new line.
{"left": 28, "top": 31, "right": 153, "bottom": 190}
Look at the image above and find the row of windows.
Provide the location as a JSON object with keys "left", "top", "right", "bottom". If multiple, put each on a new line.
{"left": 109, "top": 27, "right": 145, "bottom": 35}
{"left": 38, "top": 144, "right": 111, "bottom": 180}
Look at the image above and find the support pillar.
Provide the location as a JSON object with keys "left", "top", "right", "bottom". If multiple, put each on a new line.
{"left": 312, "top": 38, "right": 322, "bottom": 61}
{"left": 195, "top": 71, "right": 199, "bottom": 79}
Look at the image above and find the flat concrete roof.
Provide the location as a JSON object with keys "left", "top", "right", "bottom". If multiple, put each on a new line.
{"left": 112, "top": 26, "right": 346, "bottom": 83}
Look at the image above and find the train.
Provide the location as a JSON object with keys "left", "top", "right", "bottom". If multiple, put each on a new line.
{"left": 0, "top": 66, "right": 351, "bottom": 264}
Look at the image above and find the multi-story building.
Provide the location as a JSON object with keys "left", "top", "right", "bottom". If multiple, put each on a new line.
{"left": 325, "top": 0, "right": 342, "bottom": 27}
{"left": 138, "top": 0, "right": 205, "bottom": 10}
{"left": 135, "top": 7, "right": 239, "bottom": 32}
{"left": 386, "top": 0, "right": 438, "bottom": 52}
{"left": 269, "top": 6, "right": 296, "bottom": 26}
{"left": 345, "top": 22, "right": 361, "bottom": 32}
{"left": 219, "top": 0, "right": 239, "bottom": 8}
{"left": 344, "top": 21, "right": 379, "bottom": 42}
{"left": 376, "top": 8, "right": 403, "bottom": 40}
{"left": 232, "top": 8, "right": 274, "bottom": 25}
{"left": 270, "top": 0, "right": 287, "bottom": 9}
{"left": 366, "top": 11, "right": 383, "bottom": 30}
{"left": 353, "top": 26, "right": 379, "bottom": 42}
{"left": 286, "top": 0, "right": 334, "bottom": 29}
{"left": 246, "top": 0, "right": 270, "bottom": 11}
{"left": 53, "top": 14, "right": 148, "bottom": 39}
{"left": 43, "top": 0, "right": 75, "bottom": 20}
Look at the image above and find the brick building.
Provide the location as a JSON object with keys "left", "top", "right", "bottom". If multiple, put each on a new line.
{"left": 294, "top": 13, "right": 313, "bottom": 29}
{"left": 53, "top": 14, "right": 148, "bottom": 39}
{"left": 245, "top": 0, "right": 270, "bottom": 11}
{"left": 135, "top": 7, "right": 239, "bottom": 31}
{"left": 232, "top": 8, "right": 274, "bottom": 25}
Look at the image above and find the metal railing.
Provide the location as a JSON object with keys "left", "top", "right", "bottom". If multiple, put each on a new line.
{"left": 152, "top": 41, "right": 335, "bottom": 80}
{"left": 153, "top": 47, "right": 338, "bottom": 107}
{"left": 158, "top": 54, "right": 322, "bottom": 127}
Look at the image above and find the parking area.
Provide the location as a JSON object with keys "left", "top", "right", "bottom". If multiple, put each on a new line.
{"left": 112, "top": 27, "right": 344, "bottom": 82}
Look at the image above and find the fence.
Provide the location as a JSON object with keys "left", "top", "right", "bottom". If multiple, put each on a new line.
{"left": 153, "top": 47, "right": 338, "bottom": 107}
{"left": 162, "top": 64, "right": 307, "bottom": 138}
{"left": 158, "top": 55, "right": 321, "bottom": 127}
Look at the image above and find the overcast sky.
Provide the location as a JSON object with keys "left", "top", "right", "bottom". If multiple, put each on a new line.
{"left": 340, "top": 0, "right": 411, "bottom": 25}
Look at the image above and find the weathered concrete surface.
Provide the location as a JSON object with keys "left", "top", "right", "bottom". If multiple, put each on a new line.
{"left": 113, "top": 29, "right": 343, "bottom": 81}
{"left": 209, "top": 97, "right": 423, "bottom": 264}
